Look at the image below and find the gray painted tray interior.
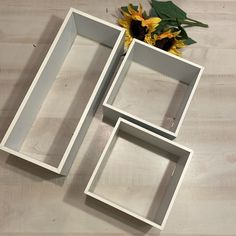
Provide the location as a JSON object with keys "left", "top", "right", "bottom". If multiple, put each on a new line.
{"left": 0, "top": 9, "right": 125, "bottom": 174}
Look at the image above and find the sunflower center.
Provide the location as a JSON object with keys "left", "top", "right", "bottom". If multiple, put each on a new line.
{"left": 130, "top": 20, "right": 148, "bottom": 41}
{"left": 155, "top": 38, "right": 175, "bottom": 51}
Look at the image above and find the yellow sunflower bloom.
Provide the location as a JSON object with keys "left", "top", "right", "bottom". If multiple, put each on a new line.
{"left": 147, "top": 29, "right": 185, "bottom": 56}
{"left": 118, "top": 3, "right": 161, "bottom": 48}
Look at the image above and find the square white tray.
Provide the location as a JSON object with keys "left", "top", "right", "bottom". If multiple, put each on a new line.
{"left": 0, "top": 8, "right": 125, "bottom": 175}
{"left": 103, "top": 39, "right": 204, "bottom": 139}
{"left": 85, "top": 118, "right": 192, "bottom": 230}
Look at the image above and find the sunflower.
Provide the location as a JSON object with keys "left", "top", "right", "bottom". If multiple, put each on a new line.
{"left": 146, "top": 29, "right": 185, "bottom": 56}
{"left": 118, "top": 3, "right": 161, "bottom": 48}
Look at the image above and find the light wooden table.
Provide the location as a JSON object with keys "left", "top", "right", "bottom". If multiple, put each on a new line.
{"left": 0, "top": 1, "right": 236, "bottom": 235}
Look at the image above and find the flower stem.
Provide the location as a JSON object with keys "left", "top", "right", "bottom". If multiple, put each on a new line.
{"left": 186, "top": 17, "right": 209, "bottom": 27}
{"left": 182, "top": 20, "right": 208, "bottom": 28}
{"left": 161, "top": 18, "right": 208, "bottom": 28}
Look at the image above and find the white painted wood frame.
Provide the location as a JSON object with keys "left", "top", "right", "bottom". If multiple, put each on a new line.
{"left": 103, "top": 39, "right": 204, "bottom": 139}
{"left": 0, "top": 8, "right": 125, "bottom": 175}
{"left": 85, "top": 118, "right": 193, "bottom": 230}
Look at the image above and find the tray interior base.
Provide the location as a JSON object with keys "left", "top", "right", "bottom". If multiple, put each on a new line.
{"left": 89, "top": 130, "right": 177, "bottom": 224}
{"left": 112, "top": 61, "right": 188, "bottom": 132}
{"left": 19, "top": 35, "right": 112, "bottom": 167}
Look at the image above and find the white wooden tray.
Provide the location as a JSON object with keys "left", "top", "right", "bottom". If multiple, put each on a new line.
{"left": 103, "top": 39, "right": 204, "bottom": 139}
{"left": 85, "top": 118, "right": 193, "bottom": 230}
{"left": 0, "top": 8, "right": 125, "bottom": 175}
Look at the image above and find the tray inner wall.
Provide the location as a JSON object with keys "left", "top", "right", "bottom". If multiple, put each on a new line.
{"left": 3, "top": 12, "right": 121, "bottom": 167}
{"left": 88, "top": 128, "right": 184, "bottom": 225}
{"left": 20, "top": 35, "right": 111, "bottom": 167}
{"left": 111, "top": 61, "right": 189, "bottom": 131}
{"left": 106, "top": 42, "right": 201, "bottom": 133}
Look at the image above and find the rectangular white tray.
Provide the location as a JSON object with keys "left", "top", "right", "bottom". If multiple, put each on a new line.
{"left": 103, "top": 39, "right": 204, "bottom": 139}
{"left": 85, "top": 118, "right": 192, "bottom": 230}
{"left": 0, "top": 8, "right": 125, "bottom": 175}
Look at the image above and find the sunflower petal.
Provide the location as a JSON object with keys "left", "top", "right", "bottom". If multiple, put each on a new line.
{"left": 153, "top": 34, "right": 158, "bottom": 40}
{"left": 172, "top": 30, "right": 181, "bottom": 38}
{"left": 131, "top": 14, "right": 144, "bottom": 21}
{"left": 142, "top": 17, "right": 161, "bottom": 34}
{"left": 142, "top": 17, "right": 161, "bottom": 27}
{"left": 128, "top": 4, "right": 138, "bottom": 15}
{"left": 169, "top": 47, "right": 181, "bottom": 56}
{"left": 144, "top": 34, "right": 155, "bottom": 45}
{"left": 174, "top": 38, "right": 185, "bottom": 48}
{"left": 118, "top": 18, "right": 131, "bottom": 29}
{"left": 149, "top": 26, "right": 157, "bottom": 34}
{"left": 157, "top": 30, "right": 174, "bottom": 39}
{"left": 138, "top": 1, "right": 143, "bottom": 15}
{"left": 124, "top": 32, "right": 133, "bottom": 48}
{"left": 120, "top": 9, "right": 132, "bottom": 19}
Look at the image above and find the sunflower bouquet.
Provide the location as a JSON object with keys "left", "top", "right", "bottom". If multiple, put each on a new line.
{"left": 118, "top": 0, "right": 208, "bottom": 56}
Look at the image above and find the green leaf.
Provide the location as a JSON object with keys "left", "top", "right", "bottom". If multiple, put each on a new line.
{"left": 151, "top": 0, "right": 187, "bottom": 19}
{"left": 154, "top": 18, "right": 180, "bottom": 34}
{"left": 155, "top": 21, "right": 169, "bottom": 33}
{"left": 184, "top": 38, "right": 197, "bottom": 45}
{"left": 155, "top": 20, "right": 177, "bottom": 33}
{"left": 176, "top": 19, "right": 188, "bottom": 39}
{"left": 149, "top": 8, "right": 158, "bottom": 17}
{"left": 143, "top": 10, "right": 148, "bottom": 19}
{"left": 179, "top": 27, "right": 188, "bottom": 39}
{"left": 176, "top": 21, "right": 197, "bottom": 45}
{"left": 121, "top": 5, "right": 138, "bottom": 13}
{"left": 161, "top": 18, "right": 179, "bottom": 27}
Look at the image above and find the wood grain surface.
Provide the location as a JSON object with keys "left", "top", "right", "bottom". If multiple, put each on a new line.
{"left": 0, "top": 0, "right": 236, "bottom": 235}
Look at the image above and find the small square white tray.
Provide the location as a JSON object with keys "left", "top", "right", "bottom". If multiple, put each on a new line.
{"left": 103, "top": 39, "right": 204, "bottom": 139}
{"left": 0, "top": 8, "right": 125, "bottom": 175}
{"left": 85, "top": 118, "right": 192, "bottom": 230}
